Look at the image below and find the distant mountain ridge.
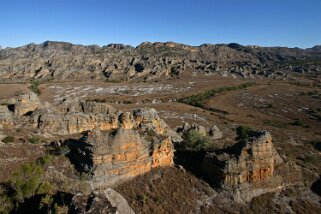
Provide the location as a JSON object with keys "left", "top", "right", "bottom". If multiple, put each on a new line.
{"left": 0, "top": 41, "right": 320, "bottom": 83}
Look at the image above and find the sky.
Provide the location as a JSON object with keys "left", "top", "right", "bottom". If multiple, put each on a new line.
{"left": 0, "top": 0, "right": 320, "bottom": 48}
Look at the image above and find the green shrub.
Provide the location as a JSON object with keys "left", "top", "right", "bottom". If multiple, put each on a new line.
{"left": 52, "top": 145, "right": 70, "bottom": 156}
{"left": 291, "top": 119, "right": 309, "bottom": 128}
{"left": 0, "top": 193, "right": 14, "bottom": 214}
{"left": 104, "top": 79, "right": 121, "bottom": 83}
{"left": 37, "top": 181, "right": 54, "bottom": 195}
{"left": 137, "top": 194, "right": 148, "bottom": 206}
{"left": 80, "top": 172, "right": 92, "bottom": 181}
{"left": 29, "top": 136, "right": 41, "bottom": 144}
{"left": 38, "top": 155, "right": 53, "bottom": 166}
{"left": 0, "top": 155, "right": 55, "bottom": 213}
{"left": 39, "top": 194, "right": 53, "bottom": 210}
{"left": 183, "top": 130, "right": 210, "bottom": 151}
{"left": 236, "top": 125, "right": 255, "bottom": 140}
{"left": 29, "top": 81, "right": 41, "bottom": 95}
{"left": 266, "top": 103, "right": 274, "bottom": 108}
{"left": 2, "top": 136, "right": 14, "bottom": 144}
{"left": 11, "top": 162, "right": 44, "bottom": 201}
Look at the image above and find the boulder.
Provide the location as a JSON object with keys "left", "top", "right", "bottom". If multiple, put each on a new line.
{"left": 71, "top": 189, "right": 135, "bottom": 214}
{"left": 0, "top": 105, "right": 13, "bottom": 126}
{"left": 209, "top": 125, "right": 223, "bottom": 140}
{"left": 14, "top": 92, "right": 41, "bottom": 116}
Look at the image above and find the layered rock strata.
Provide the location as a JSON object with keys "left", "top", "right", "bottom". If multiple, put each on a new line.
{"left": 66, "top": 107, "right": 176, "bottom": 188}
{"left": 202, "top": 131, "right": 285, "bottom": 202}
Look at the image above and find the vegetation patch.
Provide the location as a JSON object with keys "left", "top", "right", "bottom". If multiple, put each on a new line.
{"left": 265, "top": 103, "right": 274, "bottom": 108}
{"left": 179, "top": 82, "right": 255, "bottom": 109}
{"left": 104, "top": 79, "right": 122, "bottom": 83}
{"left": 264, "top": 120, "right": 289, "bottom": 129}
{"left": 0, "top": 155, "right": 56, "bottom": 213}
{"left": 236, "top": 125, "right": 255, "bottom": 140}
{"left": 290, "top": 119, "right": 310, "bottom": 128}
{"left": 28, "top": 81, "right": 41, "bottom": 95}
{"left": 28, "top": 136, "right": 42, "bottom": 144}
{"left": 182, "top": 129, "right": 210, "bottom": 151}
{"left": 2, "top": 136, "right": 15, "bottom": 144}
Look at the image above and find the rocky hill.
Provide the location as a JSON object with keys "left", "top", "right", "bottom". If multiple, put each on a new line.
{"left": 0, "top": 41, "right": 320, "bottom": 83}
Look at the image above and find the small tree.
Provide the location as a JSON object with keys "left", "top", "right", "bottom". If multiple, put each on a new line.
{"left": 236, "top": 125, "right": 255, "bottom": 140}
{"left": 183, "top": 130, "right": 210, "bottom": 151}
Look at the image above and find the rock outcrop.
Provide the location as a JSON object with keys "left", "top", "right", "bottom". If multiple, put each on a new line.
{"left": 65, "top": 107, "right": 176, "bottom": 188}
{"left": 71, "top": 189, "right": 135, "bottom": 214}
{"left": 209, "top": 125, "right": 223, "bottom": 140}
{"left": 0, "top": 105, "right": 13, "bottom": 127}
{"left": 13, "top": 92, "right": 41, "bottom": 116}
{"left": 1, "top": 41, "right": 320, "bottom": 83}
{"left": 0, "top": 124, "right": 5, "bottom": 143}
{"left": 35, "top": 99, "right": 119, "bottom": 134}
{"left": 202, "top": 131, "right": 284, "bottom": 202}
{"left": 177, "top": 122, "right": 223, "bottom": 140}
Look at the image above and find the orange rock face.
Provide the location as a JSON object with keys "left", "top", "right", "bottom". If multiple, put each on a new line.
{"left": 203, "top": 131, "right": 279, "bottom": 187}
{"left": 66, "top": 107, "right": 177, "bottom": 189}
{"left": 202, "top": 131, "right": 284, "bottom": 202}
{"left": 151, "top": 138, "right": 174, "bottom": 168}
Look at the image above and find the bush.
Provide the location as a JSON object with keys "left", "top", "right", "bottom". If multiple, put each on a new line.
{"left": 80, "top": 172, "right": 92, "bottom": 181}
{"left": 137, "top": 194, "right": 148, "bottom": 206}
{"left": 0, "top": 155, "right": 55, "bottom": 213}
{"left": 29, "top": 81, "right": 41, "bottom": 95}
{"left": 38, "top": 155, "right": 53, "bottom": 166}
{"left": 29, "top": 136, "right": 41, "bottom": 144}
{"left": 11, "top": 162, "right": 44, "bottom": 201}
{"left": 0, "top": 193, "right": 14, "bottom": 214}
{"left": 2, "top": 136, "right": 14, "bottom": 144}
{"left": 39, "top": 194, "right": 54, "bottom": 210}
{"left": 291, "top": 119, "right": 309, "bottom": 128}
{"left": 52, "top": 145, "right": 70, "bottom": 156}
{"left": 236, "top": 125, "right": 255, "bottom": 140}
{"left": 183, "top": 130, "right": 210, "bottom": 151}
{"left": 266, "top": 103, "right": 274, "bottom": 108}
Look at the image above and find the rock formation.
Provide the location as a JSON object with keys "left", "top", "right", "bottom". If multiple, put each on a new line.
{"left": 67, "top": 107, "right": 176, "bottom": 188}
{"left": 71, "top": 189, "right": 135, "bottom": 214}
{"left": 34, "top": 99, "right": 119, "bottom": 135}
{"left": 0, "top": 105, "right": 13, "bottom": 127}
{"left": 0, "top": 41, "right": 320, "bottom": 83}
{"left": 0, "top": 92, "right": 41, "bottom": 118}
{"left": 13, "top": 92, "right": 41, "bottom": 116}
{"left": 202, "top": 131, "right": 285, "bottom": 202}
{"left": 209, "top": 125, "right": 223, "bottom": 140}
{"left": 177, "top": 122, "right": 223, "bottom": 140}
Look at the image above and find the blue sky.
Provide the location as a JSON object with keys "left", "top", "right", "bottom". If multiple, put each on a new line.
{"left": 1, "top": 0, "right": 320, "bottom": 48}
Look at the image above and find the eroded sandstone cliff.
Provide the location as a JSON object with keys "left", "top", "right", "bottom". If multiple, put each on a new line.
{"left": 67, "top": 108, "right": 176, "bottom": 188}
{"left": 202, "top": 131, "right": 287, "bottom": 202}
